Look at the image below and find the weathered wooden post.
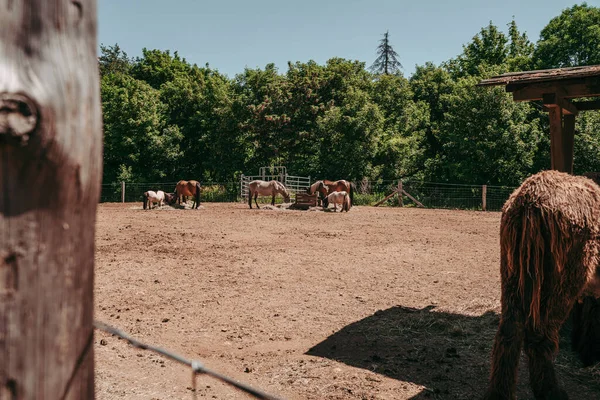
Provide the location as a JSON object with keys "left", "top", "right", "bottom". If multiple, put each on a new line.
{"left": 121, "top": 181, "right": 125, "bottom": 203}
{"left": 0, "top": 2, "right": 102, "bottom": 399}
{"left": 397, "top": 180, "right": 403, "bottom": 207}
{"left": 482, "top": 185, "right": 487, "bottom": 211}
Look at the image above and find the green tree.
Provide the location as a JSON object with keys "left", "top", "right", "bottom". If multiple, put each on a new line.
{"left": 101, "top": 73, "right": 182, "bottom": 183}
{"left": 369, "top": 31, "right": 403, "bottom": 75}
{"left": 534, "top": 3, "right": 600, "bottom": 68}
{"left": 427, "top": 76, "right": 542, "bottom": 185}
{"left": 451, "top": 23, "right": 509, "bottom": 77}
{"left": 99, "top": 43, "right": 132, "bottom": 76}
{"left": 506, "top": 19, "right": 534, "bottom": 71}
{"left": 370, "top": 74, "right": 428, "bottom": 180}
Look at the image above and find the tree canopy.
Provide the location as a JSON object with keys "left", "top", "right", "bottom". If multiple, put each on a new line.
{"left": 100, "top": 3, "right": 600, "bottom": 186}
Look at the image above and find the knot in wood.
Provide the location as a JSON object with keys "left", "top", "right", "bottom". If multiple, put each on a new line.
{"left": 0, "top": 93, "right": 38, "bottom": 145}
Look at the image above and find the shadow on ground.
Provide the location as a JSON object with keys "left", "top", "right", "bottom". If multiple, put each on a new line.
{"left": 306, "top": 305, "right": 600, "bottom": 399}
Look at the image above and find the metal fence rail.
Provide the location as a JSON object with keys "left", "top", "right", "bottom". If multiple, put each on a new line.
{"left": 101, "top": 179, "right": 517, "bottom": 211}
{"left": 94, "top": 321, "right": 284, "bottom": 400}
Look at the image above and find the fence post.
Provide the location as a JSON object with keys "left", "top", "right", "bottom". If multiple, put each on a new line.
{"left": 0, "top": 2, "right": 101, "bottom": 398}
{"left": 121, "top": 181, "right": 126, "bottom": 203}
{"left": 398, "top": 180, "right": 403, "bottom": 207}
{"left": 482, "top": 184, "right": 487, "bottom": 211}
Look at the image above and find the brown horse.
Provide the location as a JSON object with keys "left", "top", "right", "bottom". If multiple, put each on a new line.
{"left": 169, "top": 180, "right": 201, "bottom": 209}
{"left": 323, "top": 180, "right": 355, "bottom": 209}
{"left": 307, "top": 181, "right": 329, "bottom": 208}
{"left": 484, "top": 170, "right": 600, "bottom": 400}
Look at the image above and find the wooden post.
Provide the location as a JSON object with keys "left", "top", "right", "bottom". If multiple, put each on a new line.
{"left": 548, "top": 106, "right": 566, "bottom": 172}
{"left": 563, "top": 114, "right": 575, "bottom": 174}
{"left": 482, "top": 185, "right": 487, "bottom": 211}
{"left": 398, "top": 181, "right": 403, "bottom": 207}
{"left": 121, "top": 181, "right": 126, "bottom": 203}
{"left": 0, "top": 2, "right": 101, "bottom": 399}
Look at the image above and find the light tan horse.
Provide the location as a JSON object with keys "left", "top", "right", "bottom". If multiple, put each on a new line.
{"left": 326, "top": 191, "right": 350, "bottom": 212}
{"left": 248, "top": 180, "right": 290, "bottom": 209}
{"left": 169, "top": 180, "right": 201, "bottom": 209}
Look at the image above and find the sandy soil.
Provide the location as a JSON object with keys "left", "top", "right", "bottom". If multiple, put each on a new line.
{"left": 94, "top": 203, "right": 600, "bottom": 399}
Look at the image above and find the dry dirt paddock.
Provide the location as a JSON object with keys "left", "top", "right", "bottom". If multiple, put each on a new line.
{"left": 94, "top": 203, "right": 600, "bottom": 400}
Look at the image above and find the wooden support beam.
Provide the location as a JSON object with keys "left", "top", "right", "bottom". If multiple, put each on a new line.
{"left": 373, "top": 190, "right": 399, "bottom": 207}
{"left": 563, "top": 114, "right": 575, "bottom": 174}
{"left": 0, "top": 2, "right": 101, "bottom": 399}
{"left": 542, "top": 93, "right": 579, "bottom": 115}
{"left": 573, "top": 99, "right": 600, "bottom": 111}
{"left": 510, "top": 78, "right": 600, "bottom": 102}
{"left": 402, "top": 189, "right": 425, "bottom": 208}
{"left": 548, "top": 107, "right": 570, "bottom": 173}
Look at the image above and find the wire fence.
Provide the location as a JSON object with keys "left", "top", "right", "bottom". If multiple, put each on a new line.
{"left": 94, "top": 321, "right": 284, "bottom": 400}
{"left": 101, "top": 179, "right": 517, "bottom": 212}
{"left": 353, "top": 180, "right": 516, "bottom": 211}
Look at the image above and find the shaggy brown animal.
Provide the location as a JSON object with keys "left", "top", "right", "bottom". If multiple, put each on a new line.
{"left": 484, "top": 170, "right": 600, "bottom": 400}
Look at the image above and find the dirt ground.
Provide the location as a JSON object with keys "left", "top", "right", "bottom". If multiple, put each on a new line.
{"left": 94, "top": 203, "right": 600, "bottom": 400}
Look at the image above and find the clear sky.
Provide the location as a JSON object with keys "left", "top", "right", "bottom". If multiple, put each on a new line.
{"left": 98, "top": 0, "right": 586, "bottom": 78}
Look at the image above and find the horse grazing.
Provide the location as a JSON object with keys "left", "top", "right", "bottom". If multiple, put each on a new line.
{"left": 170, "top": 180, "right": 201, "bottom": 209}
{"left": 143, "top": 190, "right": 166, "bottom": 210}
{"left": 248, "top": 180, "right": 290, "bottom": 209}
{"left": 307, "top": 181, "right": 329, "bottom": 208}
{"left": 326, "top": 190, "right": 350, "bottom": 212}
{"left": 323, "top": 180, "right": 355, "bottom": 209}
{"left": 484, "top": 170, "right": 600, "bottom": 400}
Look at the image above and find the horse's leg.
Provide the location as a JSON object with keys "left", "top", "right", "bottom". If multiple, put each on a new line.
{"left": 271, "top": 193, "right": 275, "bottom": 206}
{"left": 484, "top": 265, "right": 524, "bottom": 399}
{"left": 254, "top": 193, "right": 260, "bottom": 209}
{"left": 523, "top": 251, "right": 588, "bottom": 400}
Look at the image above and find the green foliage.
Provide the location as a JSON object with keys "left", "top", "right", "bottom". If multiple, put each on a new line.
{"left": 99, "top": 5, "right": 600, "bottom": 190}
{"left": 534, "top": 3, "right": 600, "bottom": 68}
{"left": 101, "top": 72, "right": 182, "bottom": 183}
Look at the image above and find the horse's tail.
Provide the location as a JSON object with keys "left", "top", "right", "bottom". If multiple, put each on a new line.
{"left": 502, "top": 205, "right": 566, "bottom": 331}
{"left": 143, "top": 192, "right": 148, "bottom": 210}
{"left": 248, "top": 186, "right": 252, "bottom": 208}
{"left": 195, "top": 182, "right": 201, "bottom": 208}
{"left": 349, "top": 182, "right": 356, "bottom": 208}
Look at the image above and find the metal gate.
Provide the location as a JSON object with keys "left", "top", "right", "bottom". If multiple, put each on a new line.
{"left": 240, "top": 167, "right": 311, "bottom": 203}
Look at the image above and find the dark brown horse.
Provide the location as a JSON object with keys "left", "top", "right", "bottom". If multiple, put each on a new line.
{"left": 169, "top": 180, "right": 201, "bottom": 209}
{"left": 484, "top": 170, "right": 600, "bottom": 400}
{"left": 323, "top": 180, "right": 355, "bottom": 209}
{"left": 307, "top": 181, "right": 329, "bottom": 208}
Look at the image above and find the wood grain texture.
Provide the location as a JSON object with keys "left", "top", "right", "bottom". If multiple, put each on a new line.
{"left": 549, "top": 107, "right": 566, "bottom": 172}
{"left": 0, "top": 1, "right": 101, "bottom": 399}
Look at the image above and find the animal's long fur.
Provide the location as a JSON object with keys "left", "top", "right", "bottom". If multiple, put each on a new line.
{"left": 143, "top": 191, "right": 149, "bottom": 210}
{"left": 485, "top": 170, "right": 600, "bottom": 399}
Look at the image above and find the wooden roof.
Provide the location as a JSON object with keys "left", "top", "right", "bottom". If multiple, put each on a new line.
{"left": 477, "top": 65, "right": 600, "bottom": 110}
{"left": 478, "top": 65, "right": 600, "bottom": 87}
